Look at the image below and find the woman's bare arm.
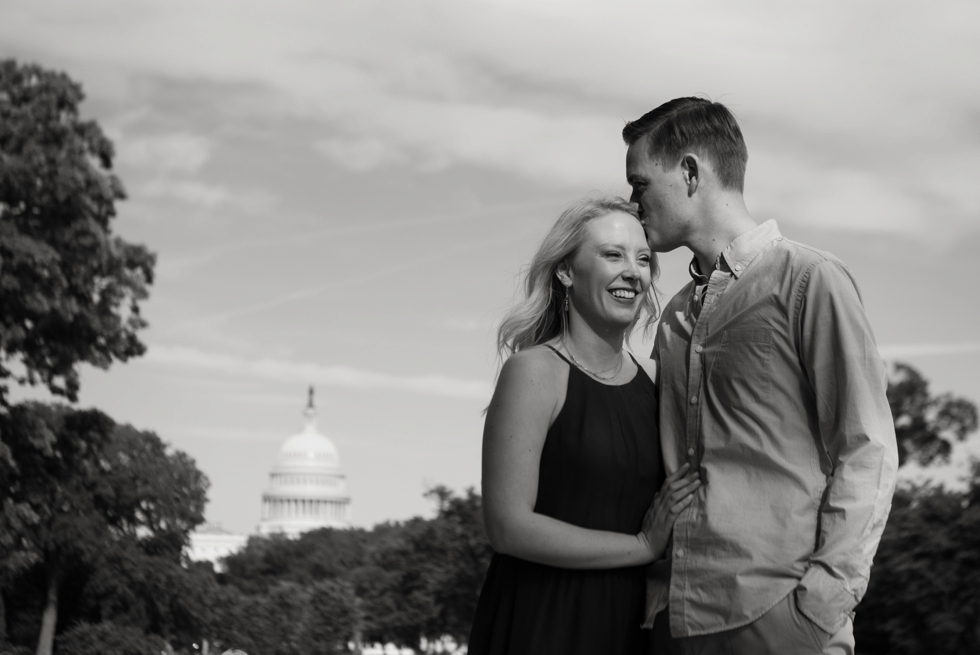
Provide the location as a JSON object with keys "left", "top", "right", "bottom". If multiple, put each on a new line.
{"left": 482, "top": 349, "right": 697, "bottom": 569}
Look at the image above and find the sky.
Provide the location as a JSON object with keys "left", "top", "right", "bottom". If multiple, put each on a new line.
{"left": 3, "top": 0, "right": 979, "bottom": 533}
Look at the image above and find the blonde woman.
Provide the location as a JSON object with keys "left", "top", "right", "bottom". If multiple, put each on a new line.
{"left": 468, "top": 196, "right": 700, "bottom": 654}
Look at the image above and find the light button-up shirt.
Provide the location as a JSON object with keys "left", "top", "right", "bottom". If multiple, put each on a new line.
{"left": 645, "top": 220, "right": 898, "bottom": 637}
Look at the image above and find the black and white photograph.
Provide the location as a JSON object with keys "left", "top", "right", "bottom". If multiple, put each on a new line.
{"left": 1, "top": 2, "right": 978, "bottom": 654}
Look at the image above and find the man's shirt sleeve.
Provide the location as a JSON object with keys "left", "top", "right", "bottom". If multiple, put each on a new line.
{"left": 794, "top": 259, "right": 899, "bottom": 634}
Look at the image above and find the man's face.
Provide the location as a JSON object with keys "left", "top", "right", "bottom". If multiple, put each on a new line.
{"left": 625, "top": 139, "right": 691, "bottom": 253}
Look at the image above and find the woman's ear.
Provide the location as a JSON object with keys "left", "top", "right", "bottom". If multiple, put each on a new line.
{"left": 556, "top": 261, "right": 572, "bottom": 287}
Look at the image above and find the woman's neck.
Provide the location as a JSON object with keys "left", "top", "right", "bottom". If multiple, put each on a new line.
{"left": 562, "top": 314, "right": 626, "bottom": 370}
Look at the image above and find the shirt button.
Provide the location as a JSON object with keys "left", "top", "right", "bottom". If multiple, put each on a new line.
{"left": 687, "top": 447, "right": 695, "bottom": 456}
{"left": 695, "top": 345, "right": 703, "bottom": 353}
{"left": 690, "top": 396, "right": 697, "bottom": 405}
{"left": 734, "top": 263, "right": 742, "bottom": 271}
{"left": 676, "top": 548, "right": 686, "bottom": 558}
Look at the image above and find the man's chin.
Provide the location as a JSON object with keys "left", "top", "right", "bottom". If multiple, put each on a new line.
{"left": 647, "top": 240, "right": 682, "bottom": 254}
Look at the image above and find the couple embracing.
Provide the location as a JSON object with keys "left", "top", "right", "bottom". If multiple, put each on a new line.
{"left": 467, "top": 98, "right": 899, "bottom": 655}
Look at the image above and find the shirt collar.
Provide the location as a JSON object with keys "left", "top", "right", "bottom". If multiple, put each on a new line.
{"left": 688, "top": 220, "right": 782, "bottom": 281}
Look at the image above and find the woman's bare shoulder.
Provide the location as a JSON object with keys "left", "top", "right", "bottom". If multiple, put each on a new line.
{"left": 488, "top": 345, "right": 569, "bottom": 431}
{"left": 500, "top": 345, "right": 566, "bottom": 386}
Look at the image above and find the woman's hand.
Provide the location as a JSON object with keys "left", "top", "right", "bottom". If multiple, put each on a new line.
{"left": 637, "top": 463, "right": 701, "bottom": 561}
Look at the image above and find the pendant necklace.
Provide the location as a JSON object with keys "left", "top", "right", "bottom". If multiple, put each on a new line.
{"left": 562, "top": 340, "right": 624, "bottom": 381}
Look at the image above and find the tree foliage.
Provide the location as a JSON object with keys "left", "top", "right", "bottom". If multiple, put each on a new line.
{"left": 851, "top": 364, "right": 980, "bottom": 653}
{"left": 54, "top": 622, "right": 165, "bottom": 655}
{"left": 215, "top": 486, "right": 492, "bottom": 652}
{"left": 0, "top": 403, "right": 208, "bottom": 655}
{"left": 854, "top": 467, "right": 980, "bottom": 653}
{"left": 0, "top": 59, "right": 154, "bottom": 406}
{"left": 888, "top": 362, "right": 978, "bottom": 467}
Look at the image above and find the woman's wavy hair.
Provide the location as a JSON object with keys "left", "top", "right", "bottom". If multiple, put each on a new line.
{"left": 496, "top": 195, "right": 660, "bottom": 359}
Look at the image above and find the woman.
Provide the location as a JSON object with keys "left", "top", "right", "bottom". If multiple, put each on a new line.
{"left": 468, "top": 196, "right": 700, "bottom": 654}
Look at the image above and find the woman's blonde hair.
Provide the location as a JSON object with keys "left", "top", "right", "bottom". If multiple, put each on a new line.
{"left": 496, "top": 195, "right": 660, "bottom": 359}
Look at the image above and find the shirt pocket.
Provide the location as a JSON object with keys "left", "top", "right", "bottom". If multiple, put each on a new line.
{"left": 708, "top": 328, "right": 773, "bottom": 408}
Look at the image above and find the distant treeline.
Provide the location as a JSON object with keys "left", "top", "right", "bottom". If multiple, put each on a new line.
{"left": 1, "top": 362, "right": 979, "bottom": 655}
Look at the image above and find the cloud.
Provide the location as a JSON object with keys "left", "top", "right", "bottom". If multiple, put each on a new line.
{"left": 144, "top": 345, "right": 493, "bottom": 400}
{"left": 878, "top": 342, "right": 980, "bottom": 359}
{"left": 136, "top": 179, "right": 278, "bottom": 213}
{"left": 3, "top": 0, "right": 979, "bottom": 234}
{"left": 117, "top": 132, "right": 212, "bottom": 173}
{"left": 314, "top": 136, "right": 410, "bottom": 172}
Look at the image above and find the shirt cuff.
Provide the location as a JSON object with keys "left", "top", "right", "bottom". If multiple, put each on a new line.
{"left": 796, "top": 565, "right": 857, "bottom": 634}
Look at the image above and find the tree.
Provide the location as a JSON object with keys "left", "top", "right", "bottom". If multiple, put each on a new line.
{"left": 0, "top": 404, "right": 116, "bottom": 655}
{"left": 354, "top": 487, "right": 492, "bottom": 650}
{"left": 854, "top": 468, "right": 980, "bottom": 654}
{"left": 852, "top": 363, "right": 980, "bottom": 653}
{"left": 54, "top": 622, "right": 165, "bottom": 655}
{"left": 220, "top": 527, "right": 369, "bottom": 596}
{"left": 0, "top": 59, "right": 155, "bottom": 407}
{"left": 888, "top": 362, "right": 978, "bottom": 467}
{"left": 423, "top": 486, "right": 493, "bottom": 644}
{"left": 298, "top": 580, "right": 357, "bottom": 655}
{"left": 0, "top": 403, "right": 208, "bottom": 655}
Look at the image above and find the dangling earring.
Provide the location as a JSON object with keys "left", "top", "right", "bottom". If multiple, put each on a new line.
{"left": 564, "top": 290, "right": 569, "bottom": 313}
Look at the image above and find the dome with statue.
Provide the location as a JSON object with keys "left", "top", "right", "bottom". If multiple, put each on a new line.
{"left": 258, "top": 388, "right": 351, "bottom": 536}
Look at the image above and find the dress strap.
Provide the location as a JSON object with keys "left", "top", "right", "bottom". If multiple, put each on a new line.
{"left": 544, "top": 344, "right": 573, "bottom": 367}
{"left": 628, "top": 351, "right": 656, "bottom": 387}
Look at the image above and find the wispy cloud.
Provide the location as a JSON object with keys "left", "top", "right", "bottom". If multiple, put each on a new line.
{"left": 136, "top": 179, "right": 277, "bottom": 213}
{"left": 879, "top": 342, "right": 980, "bottom": 359}
{"left": 117, "top": 132, "right": 213, "bottom": 173}
{"left": 158, "top": 195, "right": 568, "bottom": 275}
{"left": 168, "top": 228, "right": 528, "bottom": 330}
{"left": 144, "top": 345, "right": 492, "bottom": 400}
{"left": 4, "top": 0, "right": 978, "bottom": 235}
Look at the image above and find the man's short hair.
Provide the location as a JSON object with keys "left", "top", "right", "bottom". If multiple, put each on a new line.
{"left": 623, "top": 97, "right": 748, "bottom": 193}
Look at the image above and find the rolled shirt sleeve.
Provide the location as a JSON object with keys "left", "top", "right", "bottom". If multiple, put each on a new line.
{"left": 795, "top": 260, "right": 899, "bottom": 633}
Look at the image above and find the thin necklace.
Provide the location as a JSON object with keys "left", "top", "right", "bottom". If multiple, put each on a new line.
{"left": 562, "top": 340, "right": 624, "bottom": 381}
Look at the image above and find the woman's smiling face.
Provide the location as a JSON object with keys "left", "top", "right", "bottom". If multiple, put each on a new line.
{"left": 563, "top": 211, "right": 652, "bottom": 330}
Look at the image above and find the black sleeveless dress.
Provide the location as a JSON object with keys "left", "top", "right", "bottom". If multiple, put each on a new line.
{"left": 468, "top": 348, "right": 663, "bottom": 655}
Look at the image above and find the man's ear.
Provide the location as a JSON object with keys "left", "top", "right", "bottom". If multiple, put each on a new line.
{"left": 681, "top": 154, "right": 700, "bottom": 196}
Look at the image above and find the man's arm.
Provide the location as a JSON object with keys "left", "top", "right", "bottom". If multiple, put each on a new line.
{"left": 795, "top": 259, "right": 899, "bottom": 633}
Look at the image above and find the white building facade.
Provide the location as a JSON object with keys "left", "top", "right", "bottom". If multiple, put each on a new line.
{"left": 258, "top": 389, "right": 351, "bottom": 536}
{"left": 187, "top": 524, "right": 249, "bottom": 571}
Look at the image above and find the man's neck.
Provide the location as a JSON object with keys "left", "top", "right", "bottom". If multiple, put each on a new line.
{"left": 688, "top": 194, "right": 756, "bottom": 275}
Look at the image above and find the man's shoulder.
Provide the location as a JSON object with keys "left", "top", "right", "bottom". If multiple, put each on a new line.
{"left": 771, "top": 237, "right": 849, "bottom": 276}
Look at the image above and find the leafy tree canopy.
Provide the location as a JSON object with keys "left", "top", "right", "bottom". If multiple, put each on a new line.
{"left": 888, "top": 362, "right": 979, "bottom": 467}
{"left": 0, "top": 59, "right": 154, "bottom": 406}
{"left": 0, "top": 402, "right": 208, "bottom": 655}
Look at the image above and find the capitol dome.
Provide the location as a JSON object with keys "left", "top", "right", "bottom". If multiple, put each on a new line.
{"left": 259, "top": 388, "right": 351, "bottom": 536}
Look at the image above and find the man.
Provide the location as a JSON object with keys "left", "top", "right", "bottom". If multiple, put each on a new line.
{"left": 623, "top": 97, "right": 898, "bottom": 654}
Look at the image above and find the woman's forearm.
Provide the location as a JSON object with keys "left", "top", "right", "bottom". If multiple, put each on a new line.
{"left": 487, "top": 510, "right": 653, "bottom": 569}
